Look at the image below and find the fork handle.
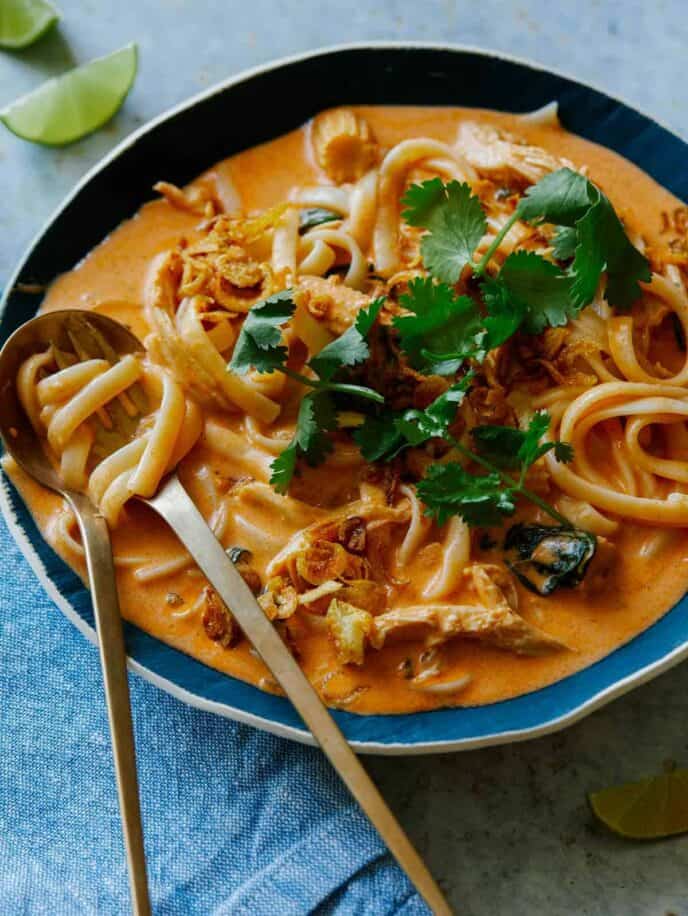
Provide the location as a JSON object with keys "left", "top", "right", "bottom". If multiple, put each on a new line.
{"left": 70, "top": 493, "right": 151, "bottom": 916}
{"left": 147, "top": 474, "right": 452, "bottom": 916}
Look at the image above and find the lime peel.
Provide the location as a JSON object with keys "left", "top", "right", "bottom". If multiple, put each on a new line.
{"left": 589, "top": 766, "right": 688, "bottom": 840}
{"left": 0, "top": 42, "right": 137, "bottom": 146}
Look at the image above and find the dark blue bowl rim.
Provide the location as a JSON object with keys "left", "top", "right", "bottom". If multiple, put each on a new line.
{"left": 2, "top": 42, "right": 687, "bottom": 754}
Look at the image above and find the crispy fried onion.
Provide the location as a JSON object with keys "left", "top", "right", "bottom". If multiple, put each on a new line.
{"left": 201, "top": 586, "right": 239, "bottom": 648}
{"left": 265, "top": 497, "right": 410, "bottom": 582}
{"left": 144, "top": 250, "right": 281, "bottom": 422}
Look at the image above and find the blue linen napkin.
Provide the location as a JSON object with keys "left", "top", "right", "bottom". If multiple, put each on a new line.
{"left": 0, "top": 511, "right": 428, "bottom": 914}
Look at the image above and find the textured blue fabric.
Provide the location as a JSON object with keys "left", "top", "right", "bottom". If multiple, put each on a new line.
{"left": 0, "top": 513, "right": 428, "bottom": 915}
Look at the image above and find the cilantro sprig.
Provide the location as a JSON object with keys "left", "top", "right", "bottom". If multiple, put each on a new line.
{"left": 354, "top": 373, "right": 474, "bottom": 461}
{"left": 397, "top": 169, "right": 651, "bottom": 373}
{"left": 229, "top": 292, "right": 385, "bottom": 490}
{"left": 514, "top": 167, "right": 651, "bottom": 309}
{"left": 417, "top": 411, "right": 574, "bottom": 528}
{"left": 355, "top": 378, "right": 573, "bottom": 528}
{"left": 402, "top": 179, "right": 486, "bottom": 284}
{"left": 394, "top": 279, "right": 485, "bottom": 375}
{"left": 225, "top": 166, "right": 637, "bottom": 529}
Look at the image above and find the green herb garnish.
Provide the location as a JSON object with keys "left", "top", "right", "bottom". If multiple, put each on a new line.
{"left": 472, "top": 412, "right": 574, "bottom": 476}
{"left": 394, "top": 278, "right": 485, "bottom": 375}
{"left": 229, "top": 293, "right": 385, "bottom": 490}
{"left": 228, "top": 166, "right": 645, "bottom": 540}
{"left": 354, "top": 374, "right": 474, "bottom": 461}
{"left": 269, "top": 391, "right": 339, "bottom": 492}
{"left": 415, "top": 411, "right": 574, "bottom": 529}
{"left": 356, "top": 388, "right": 573, "bottom": 529}
{"left": 396, "top": 168, "right": 651, "bottom": 371}
{"left": 299, "top": 207, "right": 341, "bottom": 233}
{"left": 401, "top": 179, "right": 487, "bottom": 284}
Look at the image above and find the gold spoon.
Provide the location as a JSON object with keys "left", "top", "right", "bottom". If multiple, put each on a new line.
{"left": 0, "top": 310, "right": 453, "bottom": 916}
{"left": 0, "top": 311, "right": 151, "bottom": 916}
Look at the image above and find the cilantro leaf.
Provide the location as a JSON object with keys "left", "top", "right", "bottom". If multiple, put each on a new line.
{"left": 417, "top": 463, "right": 516, "bottom": 527}
{"left": 552, "top": 225, "right": 578, "bottom": 260}
{"left": 396, "top": 278, "right": 485, "bottom": 375}
{"left": 269, "top": 445, "right": 297, "bottom": 493}
{"left": 270, "top": 391, "right": 337, "bottom": 492}
{"left": 515, "top": 168, "right": 651, "bottom": 310}
{"left": 570, "top": 194, "right": 651, "bottom": 309}
{"left": 401, "top": 178, "right": 447, "bottom": 226}
{"left": 229, "top": 289, "right": 295, "bottom": 375}
{"left": 353, "top": 375, "right": 473, "bottom": 462}
{"left": 516, "top": 411, "right": 554, "bottom": 467}
{"left": 495, "top": 251, "right": 577, "bottom": 334}
{"left": 402, "top": 180, "right": 487, "bottom": 284}
{"left": 553, "top": 441, "right": 575, "bottom": 463}
{"left": 471, "top": 425, "right": 525, "bottom": 469}
{"left": 480, "top": 277, "right": 526, "bottom": 349}
{"left": 472, "top": 411, "right": 574, "bottom": 474}
{"left": 353, "top": 412, "right": 405, "bottom": 462}
{"left": 309, "top": 298, "right": 384, "bottom": 382}
{"left": 396, "top": 374, "right": 473, "bottom": 444}
{"left": 516, "top": 168, "right": 592, "bottom": 225}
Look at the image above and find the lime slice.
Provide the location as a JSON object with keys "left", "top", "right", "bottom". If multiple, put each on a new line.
{"left": 0, "top": 43, "right": 137, "bottom": 146}
{"left": 589, "top": 766, "right": 688, "bottom": 839}
{"left": 0, "top": 0, "right": 59, "bottom": 49}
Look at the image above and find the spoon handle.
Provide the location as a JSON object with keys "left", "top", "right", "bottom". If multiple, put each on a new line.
{"left": 69, "top": 493, "right": 151, "bottom": 916}
{"left": 146, "top": 474, "right": 452, "bottom": 916}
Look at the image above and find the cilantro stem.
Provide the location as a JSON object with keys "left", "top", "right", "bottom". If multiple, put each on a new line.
{"left": 420, "top": 347, "right": 466, "bottom": 363}
{"left": 324, "top": 383, "right": 385, "bottom": 403}
{"left": 472, "top": 210, "right": 520, "bottom": 277}
{"left": 449, "top": 437, "right": 573, "bottom": 528}
{"left": 278, "top": 366, "right": 320, "bottom": 387}
{"left": 278, "top": 366, "right": 384, "bottom": 404}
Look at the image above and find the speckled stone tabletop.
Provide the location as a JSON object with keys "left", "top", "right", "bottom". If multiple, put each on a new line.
{"left": 2, "top": 3, "right": 688, "bottom": 914}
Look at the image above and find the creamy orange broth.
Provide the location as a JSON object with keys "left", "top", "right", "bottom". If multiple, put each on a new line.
{"left": 6, "top": 106, "right": 688, "bottom": 714}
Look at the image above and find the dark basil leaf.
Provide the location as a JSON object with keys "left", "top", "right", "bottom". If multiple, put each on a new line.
{"left": 503, "top": 523, "right": 596, "bottom": 596}
{"left": 299, "top": 208, "right": 341, "bottom": 233}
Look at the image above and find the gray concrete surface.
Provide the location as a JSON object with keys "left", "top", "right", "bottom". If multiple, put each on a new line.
{"left": 1, "top": 3, "right": 687, "bottom": 913}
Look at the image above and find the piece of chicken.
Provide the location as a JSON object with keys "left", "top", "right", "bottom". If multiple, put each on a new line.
{"left": 294, "top": 276, "right": 371, "bottom": 336}
{"left": 456, "top": 121, "right": 572, "bottom": 185}
{"left": 371, "top": 564, "right": 565, "bottom": 656}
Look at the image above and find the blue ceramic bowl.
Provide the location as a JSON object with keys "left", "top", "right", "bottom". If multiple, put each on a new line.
{"left": 3, "top": 43, "right": 688, "bottom": 754}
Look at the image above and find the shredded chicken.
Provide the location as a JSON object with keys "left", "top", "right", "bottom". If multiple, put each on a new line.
{"left": 457, "top": 121, "right": 573, "bottom": 186}
{"left": 371, "top": 564, "right": 565, "bottom": 656}
{"left": 371, "top": 601, "right": 564, "bottom": 656}
{"left": 294, "top": 276, "right": 370, "bottom": 336}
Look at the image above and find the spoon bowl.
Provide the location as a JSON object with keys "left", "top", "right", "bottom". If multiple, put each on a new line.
{"left": 0, "top": 309, "right": 144, "bottom": 492}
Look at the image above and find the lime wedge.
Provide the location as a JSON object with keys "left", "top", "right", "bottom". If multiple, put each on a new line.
{"left": 589, "top": 766, "right": 688, "bottom": 839}
{"left": 0, "top": 43, "right": 137, "bottom": 146}
{"left": 0, "top": 0, "right": 59, "bottom": 49}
